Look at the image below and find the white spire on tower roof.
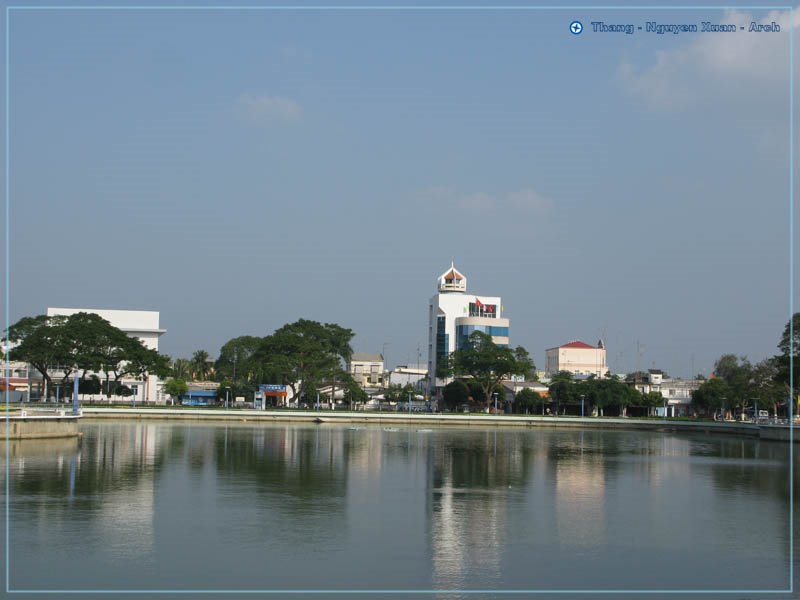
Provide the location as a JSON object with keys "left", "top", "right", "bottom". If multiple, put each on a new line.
{"left": 437, "top": 262, "right": 467, "bottom": 293}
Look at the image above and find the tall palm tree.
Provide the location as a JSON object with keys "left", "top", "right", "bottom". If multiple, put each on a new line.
{"left": 191, "top": 350, "right": 210, "bottom": 381}
{"left": 172, "top": 358, "right": 191, "bottom": 380}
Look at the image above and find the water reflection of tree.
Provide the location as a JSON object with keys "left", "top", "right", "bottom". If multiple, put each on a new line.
{"left": 431, "top": 430, "right": 535, "bottom": 490}
{"left": 427, "top": 430, "right": 536, "bottom": 591}
{"left": 702, "top": 437, "right": 797, "bottom": 505}
{"left": 212, "top": 425, "right": 348, "bottom": 516}
{"left": 8, "top": 423, "right": 171, "bottom": 505}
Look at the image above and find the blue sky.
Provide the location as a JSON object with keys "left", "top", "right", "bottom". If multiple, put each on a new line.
{"left": 5, "top": 4, "right": 797, "bottom": 377}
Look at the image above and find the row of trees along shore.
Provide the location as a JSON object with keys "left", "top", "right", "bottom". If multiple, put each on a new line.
{"left": 441, "top": 315, "right": 799, "bottom": 416}
{"left": 5, "top": 312, "right": 799, "bottom": 414}
{"left": 164, "top": 319, "right": 365, "bottom": 406}
{"left": 3, "top": 313, "right": 170, "bottom": 399}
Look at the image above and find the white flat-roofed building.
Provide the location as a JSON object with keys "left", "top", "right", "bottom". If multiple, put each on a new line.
{"left": 428, "top": 263, "right": 510, "bottom": 392}
{"left": 545, "top": 340, "right": 607, "bottom": 378}
{"left": 389, "top": 364, "right": 428, "bottom": 389}
{"left": 47, "top": 307, "right": 166, "bottom": 403}
{"left": 47, "top": 308, "right": 165, "bottom": 351}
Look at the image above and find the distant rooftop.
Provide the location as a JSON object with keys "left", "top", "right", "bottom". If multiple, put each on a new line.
{"left": 559, "top": 340, "right": 596, "bottom": 349}
{"left": 47, "top": 307, "right": 164, "bottom": 333}
{"left": 351, "top": 353, "right": 384, "bottom": 362}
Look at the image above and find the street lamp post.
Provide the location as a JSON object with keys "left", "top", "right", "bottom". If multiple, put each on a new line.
{"left": 493, "top": 392, "right": 498, "bottom": 414}
{"left": 226, "top": 387, "right": 230, "bottom": 409}
{"left": 720, "top": 396, "right": 726, "bottom": 422}
{"left": 752, "top": 397, "right": 758, "bottom": 422}
{"left": 580, "top": 394, "right": 585, "bottom": 418}
{"left": 56, "top": 384, "right": 61, "bottom": 408}
{"left": 72, "top": 372, "right": 80, "bottom": 416}
{"left": 408, "top": 391, "right": 412, "bottom": 414}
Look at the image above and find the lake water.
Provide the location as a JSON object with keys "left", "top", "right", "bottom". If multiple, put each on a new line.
{"left": 4, "top": 421, "right": 798, "bottom": 598}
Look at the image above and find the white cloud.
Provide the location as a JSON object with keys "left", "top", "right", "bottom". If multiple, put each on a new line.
{"left": 620, "top": 9, "right": 798, "bottom": 110}
{"left": 417, "top": 186, "right": 553, "bottom": 216}
{"left": 237, "top": 93, "right": 303, "bottom": 124}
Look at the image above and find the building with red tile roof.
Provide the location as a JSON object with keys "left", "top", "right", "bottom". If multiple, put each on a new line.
{"left": 545, "top": 339, "right": 608, "bottom": 378}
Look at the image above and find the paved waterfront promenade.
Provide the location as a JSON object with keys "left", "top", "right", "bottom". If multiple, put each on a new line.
{"left": 80, "top": 407, "right": 799, "bottom": 441}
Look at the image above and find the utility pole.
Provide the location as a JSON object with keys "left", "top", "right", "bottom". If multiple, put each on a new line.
{"left": 636, "top": 341, "right": 646, "bottom": 374}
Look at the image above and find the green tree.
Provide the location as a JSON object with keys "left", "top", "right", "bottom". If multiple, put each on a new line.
{"left": 7, "top": 312, "right": 171, "bottom": 401}
{"left": 254, "top": 319, "right": 354, "bottom": 406}
{"left": 383, "top": 384, "right": 406, "bottom": 403}
{"left": 164, "top": 378, "right": 188, "bottom": 405}
{"left": 442, "top": 380, "right": 469, "bottom": 411}
{"left": 548, "top": 376, "right": 576, "bottom": 413}
{"left": 774, "top": 313, "right": 800, "bottom": 412}
{"left": 447, "top": 331, "right": 534, "bottom": 412}
{"left": 123, "top": 343, "right": 171, "bottom": 382}
{"left": 551, "top": 371, "right": 575, "bottom": 383}
{"left": 191, "top": 350, "right": 211, "bottom": 381}
{"left": 215, "top": 336, "right": 264, "bottom": 385}
{"left": 641, "top": 391, "right": 665, "bottom": 415}
{"left": 691, "top": 377, "right": 732, "bottom": 415}
{"left": 384, "top": 383, "right": 418, "bottom": 404}
{"left": 342, "top": 374, "right": 368, "bottom": 409}
{"left": 63, "top": 313, "right": 131, "bottom": 395}
{"left": 515, "top": 388, "right": 545, "bottom": 414}
{"left": 5, "top": 315, "right": 70, "bottom": 399}
{"left": 712, "top": 354, "right": 754, "bottom": 411}
{"left": 750, "top": 359, "right": 785, "bottom": 414}
{"left": 172, "top": 358, "right": 191, "bottom": 380}
{"left": 578, "top": 378, "right": 640, "bottom": 416}
{"left": 777, "top": 312, "right": 800, "bottom": 358}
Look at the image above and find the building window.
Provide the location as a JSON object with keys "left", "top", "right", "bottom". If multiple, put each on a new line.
{"left": 435, "top": 316, "right": 448, "bottom": 375}
{"left": 456, "top": 325, "right": 509, "bottom": 349}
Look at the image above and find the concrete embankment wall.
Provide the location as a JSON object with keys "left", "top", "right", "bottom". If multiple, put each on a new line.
{"left": 80, "top": 408, "right": 799, "bottom": 441}
{"left": 2, "top": 416, "right": 80, "bottom": 439}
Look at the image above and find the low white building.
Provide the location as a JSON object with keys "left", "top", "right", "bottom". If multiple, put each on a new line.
{"left": 502, "top": 379, "right": 549, "bottom": 406}
{"left": 47, "top": 307, "right": 166, "bottom": 404}
{"left": 631, "top": 369, "right": 700, "bottom": 417}
{"left": 388, "top": 365, "right": 428, "bottom": 390}
{"left": 545, "top": 340, "right": 608, "bottom": 378}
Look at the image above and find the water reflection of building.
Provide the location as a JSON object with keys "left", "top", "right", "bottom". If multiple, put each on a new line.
{"left": 88, "top": 423, "right": 164, "bottom": 559}
{"left": 7, "top": 423, "right": 168, "bottom": 565}
{"left": 554, "top": 448, "right": 607, "bottom": 549}
{"left": 426, "top": 432, "right": 531, "bottom": 589}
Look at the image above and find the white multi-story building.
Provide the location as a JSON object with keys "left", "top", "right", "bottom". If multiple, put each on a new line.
{"left": 348, "top": 353, "right": 385, "bottom": 389}
{"left": 545, "top": 340, "right": 608, "bottom": 378}
{"left": 47, "top": 308, "right": 166, "bottom": 403}
{"left": 427, "top": 263, "right": 510, "bottom": 392}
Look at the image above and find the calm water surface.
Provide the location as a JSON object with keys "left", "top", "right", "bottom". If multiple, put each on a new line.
{"left": 4, "top": 421, "right": 798, "bottom": 599}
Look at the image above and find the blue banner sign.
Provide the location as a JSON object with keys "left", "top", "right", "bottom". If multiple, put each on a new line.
{"left": 259, "top": 384, "right": 286, "bottom": 392}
